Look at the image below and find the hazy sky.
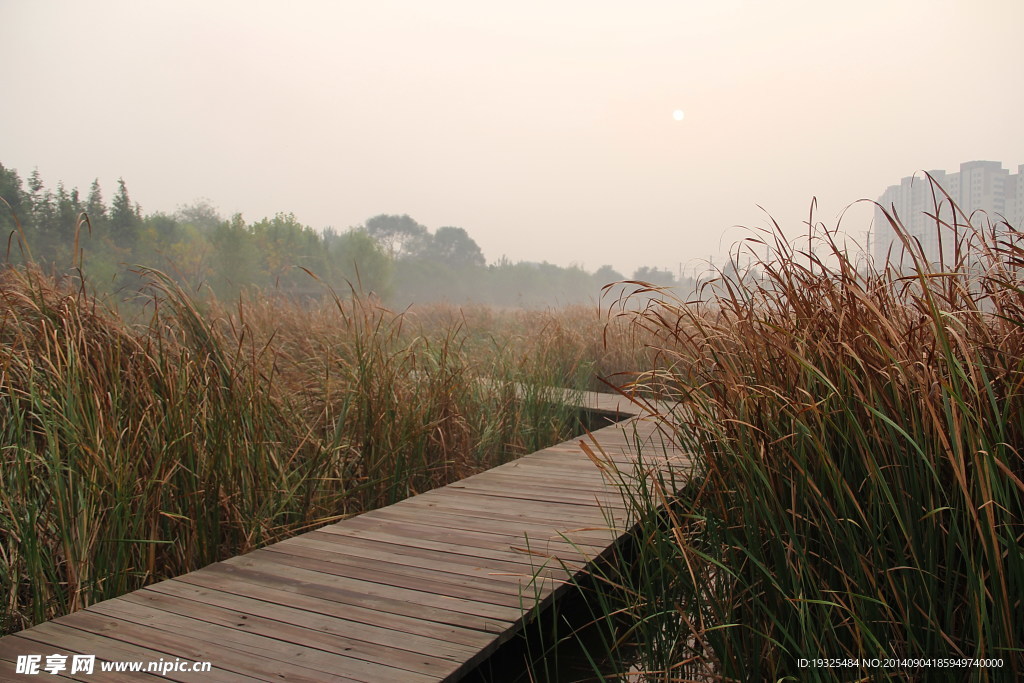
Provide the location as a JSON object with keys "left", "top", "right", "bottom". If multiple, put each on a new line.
{"left": 3, "top": 0, "right": 1022, "bottom": 278}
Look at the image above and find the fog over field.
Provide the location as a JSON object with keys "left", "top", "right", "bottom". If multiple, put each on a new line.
{"left": 2, "top": 0, "right": 1022, "bottom": 278}
{"left": 2, "top": 3, "right": 1024, "bottom": 675}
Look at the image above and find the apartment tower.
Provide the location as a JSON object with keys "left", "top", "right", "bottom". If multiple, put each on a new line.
{"left": 871, "top": 160, "right": 1023, "bottom": 266}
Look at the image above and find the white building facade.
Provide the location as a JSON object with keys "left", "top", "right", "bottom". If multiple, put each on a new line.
{"left": 871, "top": 160, "right": 1023, "bottom": 266}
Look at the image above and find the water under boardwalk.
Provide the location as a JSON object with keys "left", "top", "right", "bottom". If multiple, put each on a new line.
{"left": 0, "top": 391, "right": 689, "bottom": 682}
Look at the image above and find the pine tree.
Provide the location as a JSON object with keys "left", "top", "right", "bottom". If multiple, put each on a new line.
{"left": 110, "top": 178, "right": 140, "bottom": 248}
{"left": 25, "top": 168, "right": 58, "bottom": 260}
{"left": 27, "top": 168, "right": 43, "bottom": 195}
{"left": 55, "top": 182, "right": 81, "bottom": 263}
{"left": 85, "top": 179, "right": 107, "bottom": 227}
{"left": 0, "top": 163, "right": 26, "bottom": 254}
{"left": 56, "top": 182, "right": 78, "bottom": 229}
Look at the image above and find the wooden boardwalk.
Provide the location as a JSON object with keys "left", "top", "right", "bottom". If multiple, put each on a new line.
{"left": 0, "top": 391, "right": 688, "bottom": 682}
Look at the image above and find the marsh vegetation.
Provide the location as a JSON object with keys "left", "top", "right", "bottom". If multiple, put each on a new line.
{"left": 2, "top": 185, "right": 1021, "bottom": 681}
{"left": 553, "top": 196, "right": 1024, "bottom": 681}
{"left": 0, "top": 263, "right": 651, "bottom": 634}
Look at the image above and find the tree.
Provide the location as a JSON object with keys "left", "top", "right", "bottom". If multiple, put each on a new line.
{"left": 55, "top": 182, "right": 80, "bottom": 230}
{"left": 248, "top": 212, "right": 329, "bottom": 290}
{"left": 0, "top": 163, "right": 25, "bottom": 222}
{"left": 85, "top": 179, "right": 107, "bottom": 222}
{"left": 0, "top": 164, "right": 27, "bottom": 259}
{"left": 364, "top": 214, "right": 429, "bottom": 259}
{"left": 134, "top": 211, "right": 180, "bottom": 276}
{"left": 176, "top": 199, "right": 223, "bottom": 232}
{"left": 330, "top": 228, "right": 393, "bottom": 297}
{"left": 143, "top": 211, "right": 179, "bottom": 245}
{"left": 593, "top": 264, "right": 624, "bottom": 285}
{"left": 632, "top": 266, "right": 676, "bottom": 287}
{"left": 110, "top": 178, "right": 141, "bottom": 247}
{"left": 26, "top": 169, "right": 59, "bottom": 258}
{"left": 80, "top": 177, "right": 109, "bottom": 248}
{"left": 422, "top": 226, "right": 485, "bottom": 267}
{"left": 48, "top": 182, "right": 85, "bottom": 266}
{"left": 210, "top": 213, "right": 256, "bottom": 298}
{"left": 167, "top": 223, "right": 214, "bottom": 288}
{"left": 26, "top": 168, "right": 44, "bottom": 196}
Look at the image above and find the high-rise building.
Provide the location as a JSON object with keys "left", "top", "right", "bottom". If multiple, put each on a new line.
{"left": 871, "top": 160, "right": 1023, "bottom": 266}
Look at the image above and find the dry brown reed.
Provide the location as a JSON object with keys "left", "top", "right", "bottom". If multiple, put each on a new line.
{"left": 0, "top": 267, "right": 620, "bottom": 633}
{"left": 591, "top": 191, "right": 1024, "bottom": 680}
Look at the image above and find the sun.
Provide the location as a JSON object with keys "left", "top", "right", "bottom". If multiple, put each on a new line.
{"left": 673, "top": 109, "right": 685, "bottom": 121}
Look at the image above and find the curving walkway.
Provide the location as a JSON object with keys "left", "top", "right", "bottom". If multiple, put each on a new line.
{"left": 0, "top": 391, "right": 688, "bottom": 682}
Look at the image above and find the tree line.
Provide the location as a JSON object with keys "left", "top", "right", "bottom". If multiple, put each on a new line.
{"left": 0, "top": 162, "right": 688, "bottom": 307}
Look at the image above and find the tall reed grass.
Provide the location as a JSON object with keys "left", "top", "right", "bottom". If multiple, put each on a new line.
{"left": 585, "top": 193, "right": 1023, "bottom": 680}
{"left": 0, "top": 265, "right": 629, "bottom": 634}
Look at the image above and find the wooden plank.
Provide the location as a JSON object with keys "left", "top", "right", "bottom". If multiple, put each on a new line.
{"left": 483, "top": 448, "right": 626, "bottom": 471}
{"left": 411, "top": 487, "right": 633, "bottom": 528}
{"left": 446, "top": 470, "right": 634, "bottom": 502}
{"left": 277, "top": 533, "right": 568, "bottom": 591}
{"left": 179, "top": 560, "right": 513, "bottom": 635}
{"left": 0, "top": 625, "right": 199, "bottom": 682}
{"left": 136, "top": 580, "right": 480, "bottom": 662}
{"left": 14, "top": 620, "right": 282, "bottom": 683}
{"left": 469, "top": 464, "right": 629, "bottom": 488}
{"left": 315, "top": 515, "right": 594, "bottom": 562}
{"left": 533, "top": 447, "right": 656, "bottom": 467}
{"left": 391, "top": 508, "right": 627, "bottom": 551}
{"left": 183, "top": 544, "right": 573, "bottom": 655}
{"left": 299, "top": 529, "right": 573, "bottom": 584}
{"left": 89, "top": 596, "right": 443, "bottom": 683}
{"left": 513, "top": 446, "right": 640, "bottom": 465}
{"left": 359, "top": 506, "right": 614, "bottom": 551}
{"left": 439, "top": 488, "right": 628, "bottom": 514}
{"left": 245, "top": 547, "right": 528, "bottom": 609}
{"left": 498, "top": 451, "right": 642, "bottom": 471}
{"left": 315, "top": 517, "right": 595, "bottom": 569}
{"left": 494, "top": 462, "right": 637, "bottom": 481}
{"left": 221, "top": 554, "right": 524, "bottom": 624}
{"left": 420, "top": 476, "right": 625, "bottom": 506}
{"left": 441, "top": 480, "right": 629, "bottom": 509}
{"left": 347, "top": 507, "right": 610, "bottom": 550}
{"left": 458, "top": 457, "right": 637, "bottom": 485}
{"left": 492, "top": 453, "right": 632, "bottom": 472}
{"left": 487, "top": 474, "right": 630, "bottom": 492}
{"left": 0, "top": 658, "right": 75, "bottom": 682}
{"left": 153, "top": 575, "right": 492, "bottom": 651}
{"left": 0, "top": 634, "right": 110, "bottom": 682}
{"left": 263, "top": 540, "right": 531, "bottom": 599}
{"left": 51, "top": 609, "right": 358, "bottom": 683}
{"left": 366, "top": 503, "right": 620, "bottom": 547}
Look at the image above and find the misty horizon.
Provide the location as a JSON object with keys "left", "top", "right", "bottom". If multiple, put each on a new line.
{"left": 3, "top": 1, "right": 1022, "bottom": 279}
